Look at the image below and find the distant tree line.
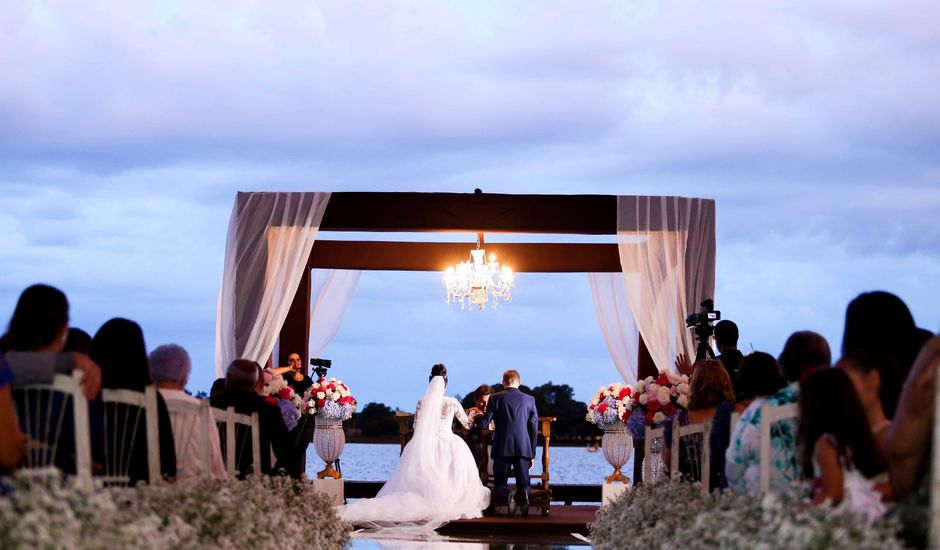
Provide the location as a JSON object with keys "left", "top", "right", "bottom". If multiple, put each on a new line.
{"left": 346, "top": 382, "right": 602, "bottom": 443}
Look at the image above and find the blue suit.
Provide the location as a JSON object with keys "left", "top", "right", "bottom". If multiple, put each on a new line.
{"left": 478, "top": 387, "right": 539, "bottom": 499}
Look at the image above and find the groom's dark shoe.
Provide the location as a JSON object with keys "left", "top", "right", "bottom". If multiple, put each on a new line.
{"left": 507, "top": 488, "right": 517, "bottom": 518}
{"left": 517, "top": 489, "right": 530, "bottom": 519}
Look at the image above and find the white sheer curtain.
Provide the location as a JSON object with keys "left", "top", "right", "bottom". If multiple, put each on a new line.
{"left": 215, "top": 192, "right": 331, "bottom": 377}
{"left": 589, "top": 196, "right": 716, "bottom": 377}
{"left": 308, "top": 269, "right": 361, "bottom": 359}
{"left": 616, "top": 196, "right": 716, "bottom": 373}
{"left": 588, "top": 273, "right": 640, "bottom": 385}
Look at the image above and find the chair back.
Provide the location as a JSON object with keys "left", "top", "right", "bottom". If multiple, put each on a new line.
{"left": 758, "top": 402, "right": 799, "bottom": 494}
{"left": 213, "top": 406, "right": 261, "bottom": 478}
{"left": 12, "top": 371, "right": 92, "bottom": 480}
{"left": 164, "top": 397, "right": 214, "bottom": 479}
{"left": 99, "top": 385, "right": 161, "bottom": 486}
{"left": 669, "top": 418, "right": 711, "bottom": 493}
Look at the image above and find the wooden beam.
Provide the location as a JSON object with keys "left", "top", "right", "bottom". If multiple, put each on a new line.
{"left": 309, "top": 240, "right": 623, "bottom": 272}
{"left": 318, "top": 191, "right": 618, "bottom": 234}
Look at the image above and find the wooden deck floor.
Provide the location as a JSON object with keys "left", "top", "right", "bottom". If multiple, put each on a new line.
{"left": 438, "top": 505, "right": 598, "bottom": 538}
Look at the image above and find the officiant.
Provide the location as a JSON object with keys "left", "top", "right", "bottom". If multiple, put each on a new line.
{"left": 466, "top": 384, "right": 492, "bottom": 474}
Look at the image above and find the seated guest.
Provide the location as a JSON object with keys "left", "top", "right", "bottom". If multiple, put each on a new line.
{"left": 837, "top": 351, "right": 891, "bottom": 462}
{"left": 725, "top": 330, "right": 831, "bottom": 495}
{"left": 884, "top": 334, "right": 940, "bottom": 547}
{"left": 91, "top": 318, "right": 177, "bottom": 484}
{"left": 2, "top": 284, "right": 102, "bottom": 473}
{"left": 63, "top": 328, "right": 92, "bottom": 354}
{"left": 210, "top": 359, "right": 300, "bottom": 478}
{"left": 149, "top": 344, "right": 226, "bottom": 480}
{"left": 799, "top": 368, "right": 887, "bottom": 523}
{"left": 842, "top": 291, "right": 920, "bottom": 418}
{"left": 0, "top": 354, "right": 25, "bottom": 473}
{"left": 672, "top": 359, "right": 734, "bottom": 488}
{"left": 209, "top": 378, "right": 226, "bottom": 400}
{"left": 710, "top": 352, "right": 785, "bottom": 491}
{"left": 2, "top": 284, "right": 101, "bottom": 399}
{"left": 688, "top": 360, "right": 735, "bottom": 423}
{"left": 735, "top": 352, "right": 787, "bottom": 412}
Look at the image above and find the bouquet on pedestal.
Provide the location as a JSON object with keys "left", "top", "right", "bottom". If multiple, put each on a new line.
{"left": 302, "top": 378, "right": 357, "bottom": 421}
{"left": 625, "top": 371, "right": 690, "bottom": 439}
{"left": 259, "top": 369, "right": 305, "bottom": 430}
{"left": 586, "top": 383, "right": 634, "bottom": 430}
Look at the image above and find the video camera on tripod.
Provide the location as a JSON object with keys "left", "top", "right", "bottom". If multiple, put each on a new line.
{"left": 310, "top": 357, "right": 332, "bottom": 380}
{"left": 686, "top": 299, "right": 721, "bottom": 362}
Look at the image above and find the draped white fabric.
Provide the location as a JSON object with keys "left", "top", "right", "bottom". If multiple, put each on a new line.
{"left": 215, "top": 192, "right": 331, "bottom": 377}
{"left": 308, "top": 269, "right": 361, "bottom": 359}
{"left": 614, "top": 196, "right": 716, "bottom": 373}
{"left": 588, "top": 273, "right": 641, "bottom": 385}
{"left": 589, "top": 196, "right": 716, "bottom": 378}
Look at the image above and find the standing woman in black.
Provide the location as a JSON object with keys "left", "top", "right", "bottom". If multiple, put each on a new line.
{"left": 90, "top": 318, "right": 176, "bottom": 484}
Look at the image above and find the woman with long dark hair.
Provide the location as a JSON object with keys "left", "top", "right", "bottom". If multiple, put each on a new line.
{"left": 842, "top": 291, "right": 920, "bottom": 419}
{"left": 725, "top": 331, "right": 831, "bottom": 495}
{"left": 90, "top": 318, "right": 176, "bottom": 484}
{"left": 798, "top": 368, "right": 887, "bottom": 523}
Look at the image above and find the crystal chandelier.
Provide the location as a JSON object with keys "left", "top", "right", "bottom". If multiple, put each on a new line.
{"left": 443, "top": 234, "right": 515, "bottom": 310}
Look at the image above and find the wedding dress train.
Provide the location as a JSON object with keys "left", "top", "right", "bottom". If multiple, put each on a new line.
{"left": 340, "top": 376, "right": 491, "bottom": 529}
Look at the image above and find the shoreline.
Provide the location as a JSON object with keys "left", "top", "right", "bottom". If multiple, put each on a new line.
{"left": 344, "top": 436, "right": 601, "bottom": 448}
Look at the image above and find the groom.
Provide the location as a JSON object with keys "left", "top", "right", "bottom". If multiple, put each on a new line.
{"left": 476, "top": 369, "right": 539, "bottom": 518}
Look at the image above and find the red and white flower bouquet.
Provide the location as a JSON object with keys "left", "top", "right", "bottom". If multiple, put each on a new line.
{"left": 303, "top": 377, "right": 357, "bottom": 421}
{"left": 259, "top": 369, "right": 305, "bottom": 430}
{"left": 586, "top": 383, "right": 634, "bottom": 429}
{"left": 625, "top": 371, "right": 690, "bottom": 438}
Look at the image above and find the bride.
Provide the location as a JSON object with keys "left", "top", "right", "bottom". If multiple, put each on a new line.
{"left": 340, "top": 364, "right": 491, "bottom": 528}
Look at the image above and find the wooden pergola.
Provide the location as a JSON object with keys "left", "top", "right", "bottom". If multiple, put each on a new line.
{"left": 273, "top": 190, "right": 665, "bottom": 381}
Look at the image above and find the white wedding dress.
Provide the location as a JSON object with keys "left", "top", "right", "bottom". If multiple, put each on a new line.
{"left": 340, "top": 376, "right": 491, "bottom": 529}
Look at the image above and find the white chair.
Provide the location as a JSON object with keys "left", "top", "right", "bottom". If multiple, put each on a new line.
{"left": 99, "top": 385, "right": 162, "bottom": 486}
{"left": 213, "top": 406, "right": 261, "bottom": 478}
{"left": 163, "top": 397, "right": 218, "bottom": 479}
{"left": 12, "top": 371, "right": 92, "bottom": 480}
{"left": 758, "top": 402, "right": 799, "bottom": 494}
{"left": 669, "top": 419, "right": 711, "bottom": 494}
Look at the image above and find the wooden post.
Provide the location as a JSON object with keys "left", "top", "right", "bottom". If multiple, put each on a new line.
{"left": 278, "top": 267, "right": 311, "bottom": 368}
{"left": 633, "top": 336, "right": 657, "bottom": 484}
{"left": 396, "top": 412, "right": 413, "bottom": 455}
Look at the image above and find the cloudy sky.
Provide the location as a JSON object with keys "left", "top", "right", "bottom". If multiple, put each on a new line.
{"left": 1, "top": 1, "right": 938, "bottom": 409}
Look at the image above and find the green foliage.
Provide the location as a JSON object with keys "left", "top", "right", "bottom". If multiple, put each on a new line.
{"left": 591, "top": 481, "right": 904, "bottom": 550}
{"left": 352, "top": 401, "right": 398, "bottom": 437}
{"left": 0, "top": 470, "right": 351, "bottom": 550}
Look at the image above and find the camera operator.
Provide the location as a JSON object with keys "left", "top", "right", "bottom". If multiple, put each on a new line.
{"left": 714, "top": 320, "right": 744, "bottom": 398}
{"left": 270, "top": 353, "right": 314, "bottom": 396}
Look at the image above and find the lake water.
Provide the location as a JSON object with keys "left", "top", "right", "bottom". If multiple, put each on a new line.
{"left": 306, "top": 442, "right": 634, "bottom": 486}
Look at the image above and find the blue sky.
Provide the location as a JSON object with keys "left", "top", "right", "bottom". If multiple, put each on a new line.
{"left": 1, "top": 1, "right": 939, "bottom": 409}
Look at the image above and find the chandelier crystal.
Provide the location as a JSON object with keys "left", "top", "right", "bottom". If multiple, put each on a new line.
{"left": 443, "top": 234, "right": 515, "bottom": 310}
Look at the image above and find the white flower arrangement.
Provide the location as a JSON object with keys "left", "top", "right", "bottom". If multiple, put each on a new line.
{"left": 259, "top": 369, "right": 305, "bottom": 412}
{"left": 0, "top": 469, "right": 352, "bottom": 549}
{"left": 303, "top": 377, "right": 356, "bottom": 420}
{"left": 586, "top": 383, "right": 635, "bottom": 428}
{"left": 591, "top": 481, "right": 904, "bottom": 550}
